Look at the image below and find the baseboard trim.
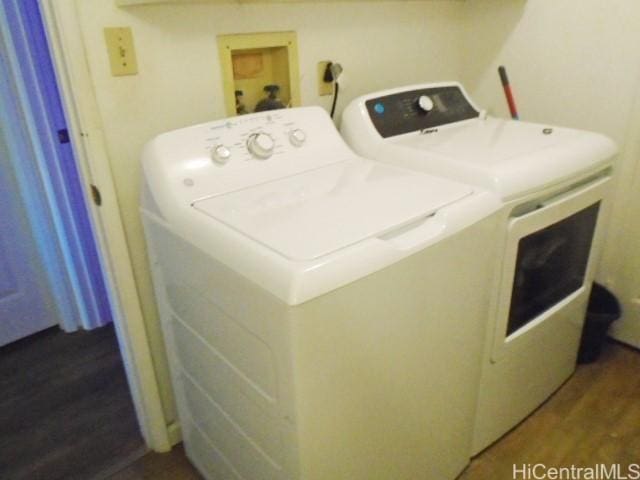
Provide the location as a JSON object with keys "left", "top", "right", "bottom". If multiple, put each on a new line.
{"left": 168, "top": 421, "right": 182, "bottom": 446}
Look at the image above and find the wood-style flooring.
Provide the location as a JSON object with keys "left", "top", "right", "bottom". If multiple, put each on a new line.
{"left": 107, "top": 341, "right": 640, "bottom": 480}
{"left": 460, "top": 341, "right": 640, "bottom": 479}
{"left": 0, "top": 325, "right": 145, "bottom": 480}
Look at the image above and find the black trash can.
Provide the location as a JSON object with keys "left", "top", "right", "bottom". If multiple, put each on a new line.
{"left": 577, "top": 283, "right": 621, "bottom": 364}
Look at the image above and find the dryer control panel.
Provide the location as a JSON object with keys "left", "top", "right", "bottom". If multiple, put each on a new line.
{"left": 364, "top": 84, "right": 479, "bottom": 138}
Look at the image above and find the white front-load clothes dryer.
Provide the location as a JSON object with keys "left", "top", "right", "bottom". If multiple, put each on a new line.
{"left": 140, "top": 106, "right": 502, "bottom": 480}
{"left": 341, "top": 83, "right": 618, "bottom": 454}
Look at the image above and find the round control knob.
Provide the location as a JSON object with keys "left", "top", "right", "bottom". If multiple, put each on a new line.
{"left": 211, "top": 145, "right": 231, "bottom": 165}
{"left": 247, "top": 132, "right": 275, "bottom": 159}
{"left": 417, "top": 95, "right": 434, "bottom": 113}
{"left": 288, "top": 129, "right": 306, "bottom": 147}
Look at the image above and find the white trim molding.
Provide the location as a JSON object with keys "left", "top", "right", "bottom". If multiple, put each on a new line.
{"left": 39, "top": 0, "right": 172, "bottom": 452}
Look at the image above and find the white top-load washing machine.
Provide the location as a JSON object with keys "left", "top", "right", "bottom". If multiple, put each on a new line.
{"left": 341, "top": 83, "right": 618, "bottom": 453}
{"left": 140, "top": 106, "right": 502, "bottom": 479}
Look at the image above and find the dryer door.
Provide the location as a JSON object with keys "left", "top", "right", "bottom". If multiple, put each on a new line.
{"left": 490, "top": 175, "right": 610, "bottom": 361}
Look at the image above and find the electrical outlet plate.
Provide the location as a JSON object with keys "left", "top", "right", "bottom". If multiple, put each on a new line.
{"left": 317, "top": 61, "right": 333, "bottom": 96}
{"left": 104, "top": 27, "right": 138, "bottom": 76}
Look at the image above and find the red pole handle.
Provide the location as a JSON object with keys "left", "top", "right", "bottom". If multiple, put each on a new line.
{"left": 498, "top": 66, "right": 519, "bottom": 120}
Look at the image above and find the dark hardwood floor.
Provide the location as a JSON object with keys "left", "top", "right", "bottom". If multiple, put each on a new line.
{"left": 106, "top": 341, "right": 640, "bottom": 480}
{"left": 3, "top": 326, "right": 632, "bottom": 479}
{"left": 0, "top": 324, "right": 145, "bottom": 480}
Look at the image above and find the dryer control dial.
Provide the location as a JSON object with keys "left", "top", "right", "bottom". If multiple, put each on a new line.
{"left": 288, "top": 129, "right": 306, "bottom": 147}
{"left": 417, "top": 95, "right": 434, "bottom": 113}
{"left": 211, "top": 145, "right": 232, "bottom": 165}
{"left": 247, "top": 132, "right": 275, "bottom": 159}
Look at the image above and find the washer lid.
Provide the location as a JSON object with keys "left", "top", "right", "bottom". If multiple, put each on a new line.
{"left": 193, "top": 158, "right": 472, "bottom": 261}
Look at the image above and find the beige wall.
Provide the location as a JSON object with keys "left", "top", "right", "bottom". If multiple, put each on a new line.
{"left": 69, "top": 0, "right": 640, "bottom": 428}
{"left": 461, "top": 0, "right": 640, "bottom": 346}
{"left": 72, "top": 0, "right": 467, "bottom": 424}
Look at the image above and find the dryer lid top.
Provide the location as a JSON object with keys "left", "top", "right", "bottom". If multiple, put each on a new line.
{"left": 193, "top": 158, "right": 472, "bottom": 261}
{"left": 390, "top": 118, "right": 617, "bottom": 199}
{"left": 395, "top": 117, "right": 583, "bottom": 165}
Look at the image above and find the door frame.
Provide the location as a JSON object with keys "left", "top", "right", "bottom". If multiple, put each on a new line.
{"left": 39, "top": 0, "right": 171, "bottom": 451}
{"left": 0, "top": 5, "right": 71, "bottom": 334}
{"left": 1, "top": 0, "right": 113, "bottom": 333}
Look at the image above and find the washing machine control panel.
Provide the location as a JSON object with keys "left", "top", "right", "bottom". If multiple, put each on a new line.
{"left": 144, "top": 107, "right": 351, "bottom": 203}
{"left": 365, "top": 85, "right": 479, "bottom": 138}
{"left": 202, "top": 111, "right": 312, "bottom": 165}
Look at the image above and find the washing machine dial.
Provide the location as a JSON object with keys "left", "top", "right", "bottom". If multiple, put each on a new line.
{"left": 211, "top": 145, "right": 232, "bottom": 165}
{"left": 417, "top": 95, "right": 435, "bottom": 113}
{"left": 247, "top": 132, "right": 275, "bottom": 159}
{"left": 288, "top": 129, "right": 306, "bottom": 147}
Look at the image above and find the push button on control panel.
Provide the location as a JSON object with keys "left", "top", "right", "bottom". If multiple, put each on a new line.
{"left": 211, "top": 145, "right": 232, "bottom": 165}
{"left": 288, "top": 129, "right": 306, "bottom": 147}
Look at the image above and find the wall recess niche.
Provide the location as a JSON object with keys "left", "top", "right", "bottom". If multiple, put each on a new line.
{"left": 217, "top": 31, "right": 300, "bottom": 116}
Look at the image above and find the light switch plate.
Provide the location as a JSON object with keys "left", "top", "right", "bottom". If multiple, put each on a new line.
{"left": 104, "top": 27, "right": 138, "bottom": 76}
